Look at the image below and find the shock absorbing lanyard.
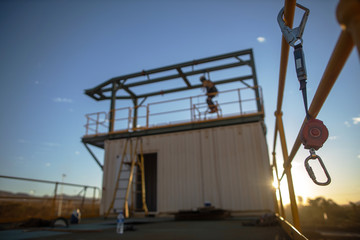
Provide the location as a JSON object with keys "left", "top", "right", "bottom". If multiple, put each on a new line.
{"left": 294, "top": 44, "right": 310, "bottom": 119}
{"left": 277, "top": 4, "right": 331, "bottom": 186}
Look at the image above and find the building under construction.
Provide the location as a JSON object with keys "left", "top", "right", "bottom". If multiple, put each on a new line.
{"left": 82, "top": 49, "right": 275, "bottom": 218}
{"left": 0, "top": 1, "right": 357, "bottom": 239}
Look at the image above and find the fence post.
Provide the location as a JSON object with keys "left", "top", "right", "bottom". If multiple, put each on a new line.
{"left": 52, "top": 182, "right": 58, "bottom": 218}
{"left": 81, "top": 186, "right": 88, "bottom": 209}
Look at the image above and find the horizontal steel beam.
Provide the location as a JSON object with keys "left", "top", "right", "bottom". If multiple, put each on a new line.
{"left": 86, "top": 49, "right": 252, "bottom": 91}
{"left": 135, "top": 75, "right": 253, "bottom": 99}
{"left": 87, "top": 61, "right": 252, "bottom": 100}
{"left": 85, "top": 49, "right": 254, "bottom": 101}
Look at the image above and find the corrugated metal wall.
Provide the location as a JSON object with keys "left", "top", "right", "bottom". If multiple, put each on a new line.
{"left": 100, "top": 122, "right": 274, "bottom": 215}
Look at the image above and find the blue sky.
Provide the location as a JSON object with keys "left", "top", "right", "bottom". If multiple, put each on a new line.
{"left": 0, "top": 0, "right": 359, "bottom": 204}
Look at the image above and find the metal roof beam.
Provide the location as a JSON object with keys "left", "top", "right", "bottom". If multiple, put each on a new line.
{"left": 135, "top": 75, "right": 253, "bottom": 98}
{"left": 125, "top": 61, "right": 250, "bottom": 88}
{"left": 176, "top": 68, "right": 191, "bottom": 87}
{"left": 85, "top": 49, "right": 253, "bottom": 94}
{"left": 86, "top": 61, "right": 251, "bottom": 100}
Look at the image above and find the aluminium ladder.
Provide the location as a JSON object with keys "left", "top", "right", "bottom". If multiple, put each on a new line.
{"left": 105, "top": 138, "right": 148, "bottom": 218}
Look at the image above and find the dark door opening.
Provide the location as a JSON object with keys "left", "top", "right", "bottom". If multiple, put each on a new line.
{"left": 136, "top": 153, "right": 157, "bottom": 212}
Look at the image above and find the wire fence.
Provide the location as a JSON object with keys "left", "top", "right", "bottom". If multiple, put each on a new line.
{"left": 0, "top": 175, "right": 101, "bottom": 223}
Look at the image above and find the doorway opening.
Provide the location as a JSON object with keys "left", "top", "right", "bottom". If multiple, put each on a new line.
{"left": 136, "top": 153, "right": 157, "bottom": 212}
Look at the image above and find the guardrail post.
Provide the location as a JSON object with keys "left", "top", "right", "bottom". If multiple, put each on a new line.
{"left": 85, "top": 116, "right": 90, "bottom": 135}
{"left": 81, "top": 186, "right": 87, "bottom": 209}
{"left": 109, "top": 82, "right": 117, "bottom": 133}
{"left": 92, "top": 187, "right": 96, "bottom": 205}
{"left": 95, "top": 113, "right": 100, "bottom": 134}
{"left": 133, "top": 98, "right": 138, "bottom": 130}
{"left": 53, "top": 182, "right": 58, "bottom": 217}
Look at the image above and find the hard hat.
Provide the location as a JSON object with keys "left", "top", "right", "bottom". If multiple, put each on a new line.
{"left": 200, "top": 75, "right": 206, "bottom": 82}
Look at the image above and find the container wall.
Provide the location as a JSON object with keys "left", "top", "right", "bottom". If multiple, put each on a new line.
{"left": 101, "top": 122, "right": 274, "bottom": 215}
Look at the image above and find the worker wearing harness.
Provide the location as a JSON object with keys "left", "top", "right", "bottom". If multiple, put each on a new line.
{"left": 200, "top": 76, "right": 218, "bottom": 113}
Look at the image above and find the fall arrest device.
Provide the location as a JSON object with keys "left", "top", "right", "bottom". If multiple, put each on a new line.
{"left": 278, "top": 3, "right": 331, "bottom": 186}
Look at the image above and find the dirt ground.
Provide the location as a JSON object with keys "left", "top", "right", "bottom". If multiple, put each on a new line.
{"left": 1, "top": 217, "right": 290, "bottom": 240}
{"left": 1, "top": 216, "right": 360, "bottom": 240}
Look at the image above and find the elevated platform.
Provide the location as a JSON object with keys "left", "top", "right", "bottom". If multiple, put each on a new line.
{"left": 82, "top": 86, "right": 265, "bottom": 149}
{"left": 83, "top": 112, "right": 264, "bottom": 149}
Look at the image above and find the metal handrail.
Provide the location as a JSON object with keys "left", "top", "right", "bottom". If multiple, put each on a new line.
{"left": 84, "top": 86, "right": 263, "bottom": 136}
{"left": 148, "top": 107, "right": 190, "bottom": 117}
{"left": 85, "top": 111, "right": 108, "bottom": 135}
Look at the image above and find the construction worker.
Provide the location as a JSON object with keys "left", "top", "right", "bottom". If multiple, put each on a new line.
{"left": 70, "top": 209, "right": 81, "bottom": 224}
{"left": 200, "top": 75, "right": 218, "bottom": 113}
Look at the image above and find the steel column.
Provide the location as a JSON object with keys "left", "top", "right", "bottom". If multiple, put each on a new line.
{"left": 133, "top": 98, "right": 138, "bottom": 130}
{"left": 249, "top": 51, "right": 262, "bottom": 112}
{"left": 109, "top": 82, "right": 117, "bottom": 132}
{"left": 276, "top": 111, "right": 301, "bottom": 230}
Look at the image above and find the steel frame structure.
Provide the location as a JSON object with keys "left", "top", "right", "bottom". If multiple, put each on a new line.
{"left": 84, "top": 48, "right": 262, "bottom": 134}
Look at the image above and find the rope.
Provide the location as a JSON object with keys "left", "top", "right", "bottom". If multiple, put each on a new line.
{"left": 294, "top": 44, "right": 311, "bottom": 120}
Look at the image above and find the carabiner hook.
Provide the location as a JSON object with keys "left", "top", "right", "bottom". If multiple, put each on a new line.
{"left": 277, "top": 3, "right": 310, "bottom": 47}
{"left": 304, "top": 149, "right": 331, "bottom": 186}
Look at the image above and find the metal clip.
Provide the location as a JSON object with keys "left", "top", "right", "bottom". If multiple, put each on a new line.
{"left": 304, "top": 149, "right": 331, "bottom": 186}
{"left": 277, "top": 3, "right": 310, "bottom": 47}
